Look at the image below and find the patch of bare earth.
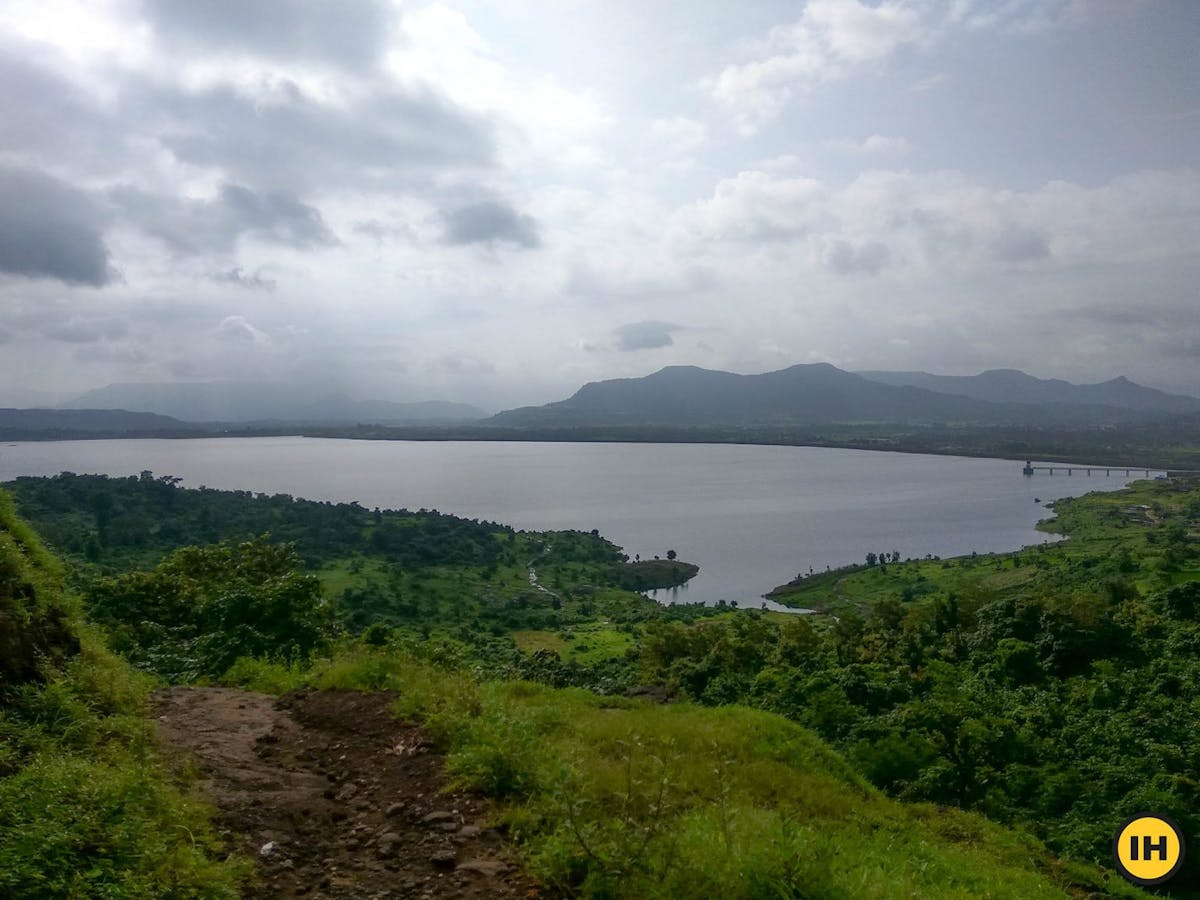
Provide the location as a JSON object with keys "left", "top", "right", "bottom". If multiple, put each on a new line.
{"left": 154, "top": 687, "right": 542, "bottom": 899}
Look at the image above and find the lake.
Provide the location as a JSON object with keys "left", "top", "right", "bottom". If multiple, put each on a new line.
{"left": 0, "top": 438, "right": 1152, "bottom": 609}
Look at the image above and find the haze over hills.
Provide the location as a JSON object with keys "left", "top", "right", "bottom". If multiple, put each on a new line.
{"left": 62, "top": 382, "right": 487, "bottom": 425}
{"left": 857, "top": 368, "right": 1200, "bottom": 414}
{"left": 490, "top": 363, "right": 1198, "bottom": 428}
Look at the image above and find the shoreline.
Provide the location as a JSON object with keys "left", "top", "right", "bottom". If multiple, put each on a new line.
{"left": 2, "top": 426, "right": 1188, "bottom": 470}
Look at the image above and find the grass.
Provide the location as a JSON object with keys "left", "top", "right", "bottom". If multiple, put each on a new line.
{"left": 234, "top": 643, "right": 1145, "bottom": 899}
{"left": 514, "top": 623, "right": 635, "bottom": 663}
{"left": 0, "top": 490, "right": 249, "bottom": 898}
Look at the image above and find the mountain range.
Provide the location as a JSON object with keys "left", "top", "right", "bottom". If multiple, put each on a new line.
{"left": 490, "top": 363, "right": 1200, "bottom": 428}
{"left": 856, "top": 368, "right": 1200, "bottom": 415}
{"left": 12, "top": 366, "right": 1197, "bottom": 437}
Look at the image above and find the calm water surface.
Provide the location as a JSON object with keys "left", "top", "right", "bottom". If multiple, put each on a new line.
{"left": 0, "top": 438, "right": 1152, "bottom": 608}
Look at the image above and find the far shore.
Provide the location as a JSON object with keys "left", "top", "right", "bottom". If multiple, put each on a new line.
{"left": 2, "top": 421, "right": 1194, "bottom": 470}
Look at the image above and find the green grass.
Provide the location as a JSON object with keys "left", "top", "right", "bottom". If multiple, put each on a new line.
{"left": 514, "top": 623, "right": 635, "bottom": 663}
{"left": 0, "top": 490, "right": 249, "bottom": 898}
{"left": 236, "top": 643, "right": 1144, "bottom": 899}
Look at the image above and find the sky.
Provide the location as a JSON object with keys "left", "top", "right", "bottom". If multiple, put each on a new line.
{"left": 1, "top": 0, "right": 1198, "bottom": 410}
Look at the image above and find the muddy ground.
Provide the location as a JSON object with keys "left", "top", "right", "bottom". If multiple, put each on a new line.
{"left": 154, "top": 687, "right": 542, "bottom": 899}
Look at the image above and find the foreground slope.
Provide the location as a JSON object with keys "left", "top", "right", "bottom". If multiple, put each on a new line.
{"left": 229, "top": 645, "right": 1144, "bottom": 899}
{"left": 0, "top": 490, "right": 246, "bottom": 897}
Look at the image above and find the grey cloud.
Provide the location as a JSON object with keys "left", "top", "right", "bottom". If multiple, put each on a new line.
{"left": 991, "top": 229, "right": 1051, "bottom": 263}
{"left": 166, "top": 358, "right": 198, "bottom": 377}
{"left": 74, "top": 343, "right": 151, "bottom": 365}
{"left": 110, "top": 183, "right": 335, "bottom": 254}
{"left": 220, "top": 185, "right": 335, "bottom": 248}
{"left": 216, "top": 315, "right": 270, "bottom": 344}
{"left": 0, "top": 48, "right": 125, "bottom": 174}
{"left": 147, "top": 83, "right": 495, "bottom": 193}
{"left": 565, "top": 262, "right": 718, "bottom": 300}
{"left": 613, "top": 320, "right": 681, "bottom": 352}
{"left": 0, "top": 166, "right": 111, "bottom": 286}
{"left": 43, "top": 318, "right": 128, "bottom": 344}
{"left": 1156, "top": 334, "right": 1200, "bottom": 360}
{"left": 442, "top": 200, "right": 540, "bottom": 248}
{"left": 142, "top": 0, "right": 393, "bottom": 69}
{"left": 213, "top": 267, "right": 277, "bottom": 292}
{"left": 824, "top": 240, "right": 890, "bottom": 276}
{"left": 353, "top": 219, "right": 416, "bottom": 244}
{"left": 431, "top": 353, "right": 496, "bottom": 376}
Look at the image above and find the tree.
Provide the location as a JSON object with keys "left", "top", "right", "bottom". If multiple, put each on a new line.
{"left": 866, "top": 552, "right": 878, "bottom": 567}
{"left": 88, "top": 535, "right": 334, "bottom": 681}
{"left": 666, "top": 549, "right": 677, "bottom": 561}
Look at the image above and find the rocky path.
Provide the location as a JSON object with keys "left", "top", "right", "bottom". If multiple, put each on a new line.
{"left": 153, "top": 687, "right": 541, "bottom": 899}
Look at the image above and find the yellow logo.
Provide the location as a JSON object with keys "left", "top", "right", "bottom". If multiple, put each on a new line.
{"left": 1112, "top": 813, "right": 1185, "bottom": 886}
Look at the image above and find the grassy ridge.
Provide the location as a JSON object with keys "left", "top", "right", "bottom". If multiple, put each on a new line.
{"left": 232, "top": 644, "right": 1143, "bottom": 899}
{"left": 0, "top": 491, "right": 247, "bottom": 898}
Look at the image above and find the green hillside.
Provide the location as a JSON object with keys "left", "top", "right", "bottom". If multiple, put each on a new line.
{"left": 0, "top": 491, "right": 248, "bottom": 897}
{"left": 0, "top": 485, "right": 1150, "bottom": 897}
{"left": 237, "top": 643, "right": 1143, "bottom": 899}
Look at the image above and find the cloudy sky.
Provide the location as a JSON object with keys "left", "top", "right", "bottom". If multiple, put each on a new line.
{"left": 1, "top": 0, "right": 1198, "bottom": 409}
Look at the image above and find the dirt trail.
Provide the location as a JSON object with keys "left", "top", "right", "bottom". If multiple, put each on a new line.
{"left": 154, "top": 687, "right": 541, "bottom": 899}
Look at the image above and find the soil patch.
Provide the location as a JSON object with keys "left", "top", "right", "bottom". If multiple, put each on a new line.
{"left": 154, "top": 686, "right": 541, "bottom": 899}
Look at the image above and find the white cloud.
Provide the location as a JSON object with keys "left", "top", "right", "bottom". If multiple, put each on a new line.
{"left": 216, "top": 314, "right": 270, "bottom": 345}
{"left": 824, "top": 134, "right": 910, "bottom": 154}
{"left": 708, "top": 0, "right": 1091, "bottom": 133}
{"left": 385, "top": 4, "right": 613, "bottom": 170}
{"left": 650, "top": 116, "right": 708, "bottom": 155}
{"left": 709, "top": 0, "right": 928, "bottom": 134}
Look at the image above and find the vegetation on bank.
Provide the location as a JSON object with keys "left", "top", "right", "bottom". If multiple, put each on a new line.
{"left": 770, "top": 477, "right": 1199, "bottom": 615}
{"left": 289, "top": 419, "right": 1200, "bottom": 470}
{"left": 645, "top": 476, "right": 1200, "bottom": 890}
{"left": 5, "top": 472, "right": 716, "bottom": 694}
{"left": 8, "top": 415, "right": 1200, "bottom": 470}
{"left": 608, "top": 557, "right": 699, "bottom": 591}
{"left": 0, "top": 492, "right": 247, "bottom": 898}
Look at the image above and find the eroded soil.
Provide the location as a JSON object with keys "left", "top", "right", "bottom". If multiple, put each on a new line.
{"left": 154, "top": 687, "right": 541, "bottom": 899}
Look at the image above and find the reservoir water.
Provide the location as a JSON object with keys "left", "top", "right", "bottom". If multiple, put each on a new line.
{"left": 0, "top": 438, "right": 1151, "bottom": 608}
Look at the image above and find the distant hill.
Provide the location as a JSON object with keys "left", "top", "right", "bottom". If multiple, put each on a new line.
{"left": 63, "top": 382, "right": 487, "bottom": 425}
{"left": 0, "top": 407, "right": 192, "bottom": 436}
{"left": 489, "top": 362, "right": 1192, "bottom": 429}
{"left": 490, "top": 362, "right": 1119, "bottom": 428}
{"left": 856, "top": 368, "right": 1200, "bottom": 414}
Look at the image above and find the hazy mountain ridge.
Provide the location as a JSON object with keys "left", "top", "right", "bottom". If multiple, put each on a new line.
{"left": 0, "top": 407, "right": 192, "bottom": 434}
{"left": 490, "top": 362, "right": 1181, "bottom": 428}
{"left": 856, "top": 368, "right": 1200, "bottom": 413}
{"left": 62, "top": 382, "right": 487, "bottom": 425}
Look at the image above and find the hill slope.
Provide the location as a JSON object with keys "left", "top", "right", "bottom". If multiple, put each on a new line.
{"left": 0, "top": 407, "right": 193, "bottom": 437}
{"left": 214, "top": 645, "right": 1142, "bottom": 898}
{"left": 857, "top": 368, "right": 1200, "bottom": 413}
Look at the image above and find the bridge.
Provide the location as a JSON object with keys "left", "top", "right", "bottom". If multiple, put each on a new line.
{"left": 1022, "top": 460, "right": 1156, "bottom": 477}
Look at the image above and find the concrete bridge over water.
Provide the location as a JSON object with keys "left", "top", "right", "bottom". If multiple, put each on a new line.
{"left": 1020, "top": 461, "right": 1200, "bottom": 478}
